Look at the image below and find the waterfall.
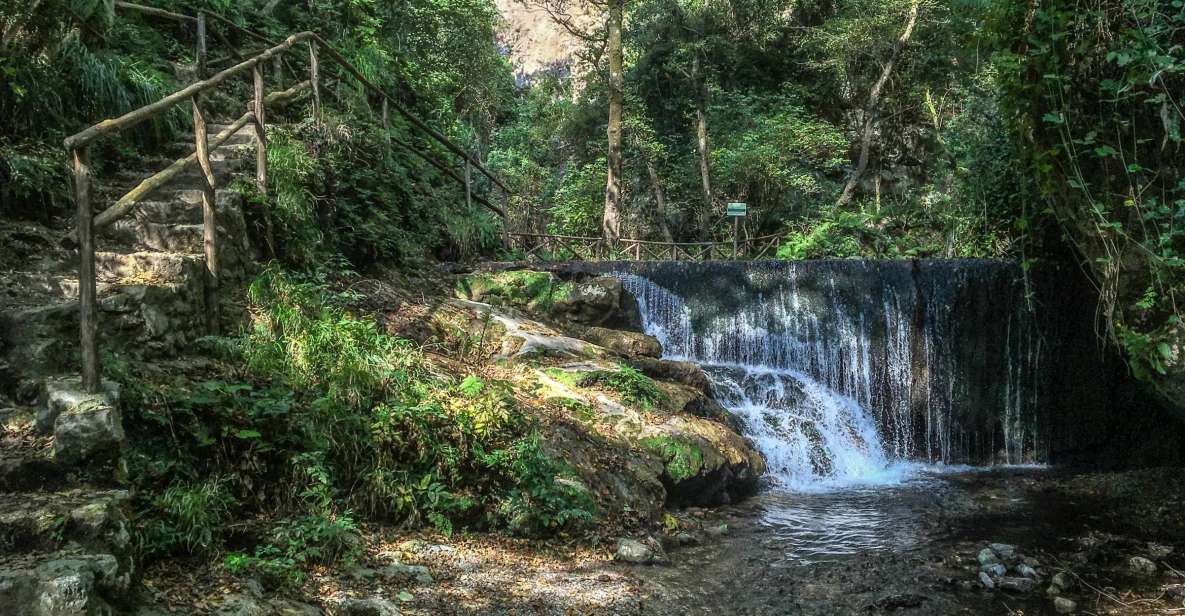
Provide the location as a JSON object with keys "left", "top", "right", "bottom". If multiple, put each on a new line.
{"left": 612, "top": 261, "right": 1043, "bottom": 489}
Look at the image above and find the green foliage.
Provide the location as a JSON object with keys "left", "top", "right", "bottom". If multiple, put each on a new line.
{"left": 123, "top": 266, "right": 595, "bottom": 576}
{"left": 142, "top": 478, "right": 237, "bottom": 556}
{"left": 991, "top": 0, "right": 1185, "bottom": 382}
{"left": 578, "top": 364, "right": 667, "bottom": 410}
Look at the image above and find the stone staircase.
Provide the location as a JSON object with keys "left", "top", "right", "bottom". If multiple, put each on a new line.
{"left": 0, "top": 123, "right": 259, "bottom": 614}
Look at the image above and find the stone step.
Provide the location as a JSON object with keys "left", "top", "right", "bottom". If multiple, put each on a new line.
{"left": 95, "top": 250, "right": 204, "bottom": 284}
{"left": 0, "top": 489, "right": 130, "bottom": 556}
{"left": 105, "top": 220, "right": 205, "bottom": 253}
{"left": 131, "top": 190, "right": 243, "bottom": 225}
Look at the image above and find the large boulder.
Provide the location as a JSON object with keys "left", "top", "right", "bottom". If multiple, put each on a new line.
{"left": 552, "top": 276, "right": 643, "bottom": 332}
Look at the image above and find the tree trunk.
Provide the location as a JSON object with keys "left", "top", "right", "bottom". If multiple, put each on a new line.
{"left": 644, "top": 156, "right": 674, "bottom": 242}
{"left": 692, "top": 51, "right": 713, "bottom": 218}
{"left": 836, "top": 0, "right": 921, "bottom": 207}
{"left": 603, "top": 0, "right": 624, "bottom": 242}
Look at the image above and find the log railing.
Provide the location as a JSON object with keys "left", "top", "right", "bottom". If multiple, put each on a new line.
{"left": 505, "top": 233, "right": 783, "bottom": 262}
{"left": 67, "top": 5, "right": 510, "bottom": 391}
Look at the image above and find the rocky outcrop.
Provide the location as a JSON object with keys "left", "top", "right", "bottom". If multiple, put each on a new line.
{"left": 454, "top": 271, "right": 643, "bottom": 332}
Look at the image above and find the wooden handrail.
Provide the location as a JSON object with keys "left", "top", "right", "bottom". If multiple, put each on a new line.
{"left": 64, "top": 33, "right": 312, "bottom": 151}
{"left": 306, "top": 34, "right": 509, "bottom": 194}
{"left": 505, "top": 232, "right": 784, "bottom": 262}
{"left": 114, "top": 1, "right": 195, "bottom": 23}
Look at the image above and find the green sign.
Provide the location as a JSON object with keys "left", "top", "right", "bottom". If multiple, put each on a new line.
{"left": 726, "top": 202, "right": 748, "bottom": 217}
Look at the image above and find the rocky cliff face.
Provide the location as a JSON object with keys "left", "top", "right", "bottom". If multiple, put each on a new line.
{"left": 494, "top": 0, "right": 599, "bottom": 84}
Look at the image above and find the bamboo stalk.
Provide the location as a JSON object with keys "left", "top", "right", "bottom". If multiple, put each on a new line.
{"left": 309, "top": 42, "right": 321, "bottom": 126}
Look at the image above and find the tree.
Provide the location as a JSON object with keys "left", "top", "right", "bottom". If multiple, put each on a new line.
{"left": 603, "top": 0, "right": 624, "bottom": 241}
{"left": 836, "top": 0, "right": 921, "bottom": 207}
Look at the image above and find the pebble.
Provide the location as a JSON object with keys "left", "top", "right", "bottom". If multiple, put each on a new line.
{"left": 989, "top": 543, "right": 1017, "bottom": 560}
{"left": 997, "top": 576, "right": 1036, "bottom": 593}
{"left": 1015, "top": 563, "right": 1038, "bottom": 579}
{"left": 614, "top": 538, "right": 667, "bottom": 564}
{"left": 704, "top": 524, "right": 729, "bottom": 537}
{"left": 979, "top": 572, "right": 995, "bottom": 590}
{"left": 675, "top": 531, "right": 699, "bottom": 546}
{"left": 981, "top": 563, "right": 1006, "bottom": 577}
{"left": 1128, "top": 556, "right": 1157, "bottom": 576}
{"left": 1051, "top": 571, "right": 1074, "bottom": 590}
{"left": 977, "top": 548, "right": 1001, "bottom": 567}
{"left": 1053, "top": 597, "right": 1077, "bottom": 614}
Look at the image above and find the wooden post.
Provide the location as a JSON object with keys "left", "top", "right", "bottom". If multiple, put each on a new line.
{"left": 464, "top": 158, "right": 472, "bottom": 210}
{"left": 309, "top": 42, "right": 321, "bottom": 126}
{"left": 74, "top": 147, "right": 100, "bottom": 393}
{"left": 192, "top": 97, "right": 220, "bottom": 333}
{"left": 732, "top": 216, "right": 739, "bottom": 259}
{"left": 381, "top": 99, "right": 391, "bottom": 147}
{"left": 252, "top": 63, "right": 267, "bottom": 192}
{"left": 195, "top": 12, "right": 208, "bottom": 80}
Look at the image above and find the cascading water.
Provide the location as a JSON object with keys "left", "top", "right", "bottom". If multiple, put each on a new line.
{"left": 610, "top": 260, "right": 1043, "bottom": 490}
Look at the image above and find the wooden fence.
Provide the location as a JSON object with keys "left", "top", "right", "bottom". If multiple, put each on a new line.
{"left": 505, "top": 232, "right": 782, "bottom": 262}
{"left": 66, "top": 3, "right": 509, "bottom": 392}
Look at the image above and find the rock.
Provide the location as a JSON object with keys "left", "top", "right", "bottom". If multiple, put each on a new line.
{"left": 1128, "top": 556, "right": 1157, "bottom": 576}
{"left": 330, "top": 595, "right": 401, "bottom": 616}
{"left": 1166, "top": 584, "right": 1185, "bottom": 603}
{"left": 674, "top": 531, "right": 699, "bottom": 546}
{"left": 554, "top": 276, "right": 643, "bottom": 331}
{"left": 979, "top": 572, "right": 995, "bottom": 589}
{"left": 989, "top": 543, "right": 1017, "bottom": 560}
{"left": 1051, "top": 571, "right": 1074, "bottom": 591}
{"left": 1045, "top": 585, "right": 1060, "bottom": 597}
{"left": 997, "top": 577, "right": 1036, "bottom": 593}
{"left": 628, "top": 358, "right": 712, "bottom": 395}
{"left": 977, "top": 548, "right": 1001, "bottom": 567}
{"left": 213, "top": 592, "right": 266, "bottom": 616}
{"left": 0, "top": 557, "right": 124, "bottom": 616}
{"left": 570, "top": 326, "right": 662, "bottom": 358}
{"left": 704, "top": 523, "right": 729, "bottom": 538}
{"left": 638, "top": 417, "right": 764, "bottom": 507}
{"left": 268, "top": 599, "right": 323, "bottom": 615}
{"left": 614, "top": 538, "right": 666, "bottom": 564}
{"left": 1015, "top": 563, "right": 1038, "bottom": 579}
{"left": 348, "top": 566, "right": 378, "bottom": 581}
{"left": 38, "top": 377, "right": 119, "bottom": 434}
{"left": 1148, "top": 543, "right": 1174, "bottom": 559}
{"left": 1053, "top": 597, "right": 1077, "bottom": 614}
{"left": 981, "top": 563, "right": 1006, "bottom": 578}
{"left": 378, "top": 563, "right": 434, "bottom": 585}
{"left": 42, "top": 378, "right": 124, "bottom": 467}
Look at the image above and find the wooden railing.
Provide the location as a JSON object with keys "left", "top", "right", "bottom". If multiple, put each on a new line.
{"left": 505, "top": 232, "right": 783, "bottom": 262}
{"left": 66, "top": 4, "right": 510, "bottom": 391}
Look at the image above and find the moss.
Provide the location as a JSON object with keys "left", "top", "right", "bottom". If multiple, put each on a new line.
{"left": 543, "top": 368, "right": 583, "bottom": 388}
{"left": 640, "top": 436, "right": 705, "bottom": 483}
{"left": 578, "top": 364, "right": 667, "bottom": 410}
{"left": 553, "top": 397, "right": 597, "bottom": 423}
